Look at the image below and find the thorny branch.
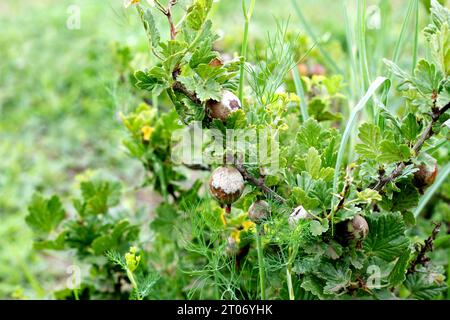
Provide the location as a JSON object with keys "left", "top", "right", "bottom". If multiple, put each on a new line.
{"left": 407, "top": 222, "right": 441, "bottom": 274}
{"left": 229, "top": 155, "right": 287, "bottom": 204}
{"left": 166, "top": 0, "right": 178, "bottom": 40}
{"left": 372, "top": 102, "right": 450, "bottom": 192}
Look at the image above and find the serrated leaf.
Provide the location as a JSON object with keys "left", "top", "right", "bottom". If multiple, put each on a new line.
{"left": 78, "top": 181, "right": 122, "bottom": 216}
{"left": 305, "top": 147, "right": 321, "bottom": 179}
{"left": 379, "top": 182, "right": 420, "bottom": 212}
{"left": 134, "top": 67, "right": 170, "bottom": 95}
{"left": 401, "top": 113, "right": 421, "bottom": 142}
{"left": 310, "top": 220, "right": 328, "bottom": 236}
{"left": 138, "top": 7, "right": 160, "bottom": 47}
{"left": 388, "top": 251, "right": 411, "bottom": 287}
{"left": 34, "top": 231, "right": 67, "bottom": 250}
{"left": 413, "top": 59, "right": 443, "bottom": 95}
{"left": 404, "top": 272, "right": 446, "bottom": 300}
{"left": 26, "top": 194, "right": 65, "bottom": 237}
{"left": 291, "top": 187, "right": 320, "bottom": 210}
{"left": 378, "top": 140, "right": 411, "bottom": 163}
{"left": 315, "top": 261, "right": 352, "bottom": 294}
{"left": 357, "top": 188, "right": 382, "bottom": 203}
{"left": 355, "top": 123, "right": 381, "bottom": 159}
{"left": 363, "top": 214, "right": 410, "bottom": 262}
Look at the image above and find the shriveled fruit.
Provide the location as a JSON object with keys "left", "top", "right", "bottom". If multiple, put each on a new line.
{"left": 336, "top": 214, "right": 369, "bottom": 245}
{"left": 206, "top": 90, "right": 241, "bottom": 121}
{"left": 248, "top": 200, "right": 270, "bottom": 223}
{"left": 413, "top": 161, "right": 438, "bottom": 194}
{"left": 288, "top": 205, "right": 314, "bottom": 227}
{"left": 209, "top": 166, "right": 245, "bottom": 205}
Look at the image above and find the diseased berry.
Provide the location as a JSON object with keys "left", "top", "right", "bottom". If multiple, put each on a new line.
{"left": 413, "top": 160, "right": 438, "bottom": 194}
{"left": 206, "top": 90, "right": 241, "bottom": 121}
{"left": 336, "top": 214, "right": 369, "bottom": 245}
{"left": 225, "top": 235, "right": 239, "bottom": 255}
{"left": 351, "top": 215, "right": 369, "bottom": 240}
{"left": 289, "top": 205, "right": 314, "bottom": 227}
{"left": 209, "top": 166, "right": 245, "bottom": 206}
{"left": 248, "top": 200, "right": 270, "bottom": 223}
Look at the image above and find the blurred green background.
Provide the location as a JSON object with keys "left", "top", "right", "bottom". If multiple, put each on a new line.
{"left": 0, "top": 0, "right": 445, "bottom": 299}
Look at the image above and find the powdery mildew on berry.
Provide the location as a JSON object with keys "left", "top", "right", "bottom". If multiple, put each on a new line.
{"left": 221, "top": 91, "right": 241, "bottom": 111}
{"left": 211, "top": 167, "right": 244, "bottom": 194}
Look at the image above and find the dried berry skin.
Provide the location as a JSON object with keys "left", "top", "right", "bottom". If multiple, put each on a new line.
{"left": 336, "top": 214, "right": 369, "bottom": 245}
{"left": 413, "top": 162, "right": 438, "bottom": 193}
{"left": 206, "top": 90, "right": 241, "bottom": 121}
{"left": 289, "top": 205, "right": 314, "bottom": 227}
{"left": 248, "top": 200, "right": 270, "bottom": 223}
{"left": 209, "top": 166, "right": 245, "bottom": 205}
{"left": 351, "top": 214, "right": 369, "bottom": 240}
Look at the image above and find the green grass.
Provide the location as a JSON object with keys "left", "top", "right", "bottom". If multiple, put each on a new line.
{"left": 0, "top": 0, "right": 448, "bottom": 299}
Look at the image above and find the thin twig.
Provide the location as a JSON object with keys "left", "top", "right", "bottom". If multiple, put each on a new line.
{"left": 372, "top": 102, "right": 449, "bottom": 192}
{"left": 233, "top": 161, "right": 287, "bottom": 204}
{"left": 172, "top": 80, "right": 202, "bottom": 105}
{"left": 166, "top": 0, "right": 178, "bottom": 40}
{"left": 407, "top": 222, "right": 441, "bottom": 274}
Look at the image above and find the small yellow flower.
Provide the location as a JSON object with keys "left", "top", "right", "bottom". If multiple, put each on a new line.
{"left": 141, "top": 125, "right": 154, "bottom": 141}
{"left": 125, "top": 246, "right": 141, "bottom": 272}
{"left": 242, "top": 220, "right": 256, "bottom": 233}
{"left": 231, "top": 229, "right": 241, "bottom": 244}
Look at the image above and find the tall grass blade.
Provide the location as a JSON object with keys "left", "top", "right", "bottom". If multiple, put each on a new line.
{"left": 292, "top": 67, "right": 308, "bottom": 122}
{"left": 331, "top": 76, "right": 388, "bottom": 231}
{"left": 291, "top": 0, "right": 342, "bottom": 75}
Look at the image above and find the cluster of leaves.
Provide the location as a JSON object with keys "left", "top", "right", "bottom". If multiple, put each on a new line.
{"left": 134, "top": 0, "right": 240, "bottom": 124}
{"left": 25, "top": 0, "right": 449, "bottom": 300}
{"left": 25, "top": 181, "right": 150, "bottom": 299}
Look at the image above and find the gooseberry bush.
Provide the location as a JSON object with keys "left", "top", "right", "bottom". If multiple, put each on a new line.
{"left": 26, "top": 0, "right": 449, "bottom": 300}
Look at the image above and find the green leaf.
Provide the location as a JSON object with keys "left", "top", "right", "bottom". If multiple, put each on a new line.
{"left": 26, "top": 194, "right": 65, "bottom": 237}
{"left": 185, "top": 0, "right": 213, "bottom": 31}
{"left": 305, "top": 147, "right": 321, "bottom": 179}
{"left": 377, "top": 140, "right": 411, "bottom": 163}
{"left": 77, "top": 181, "right": 122, "bottom": 216}
{"left": 134, "top": 67, "right": 170, "bottom": 95}
{"left": 189, "top": 40, "right": 218, "bottom": 69}
{"left": 138, "top": 6, "right": 160, "bottom": 47}
{"left": 291, "top": 187, "right": 320, "bottom": 210}
{"left": 400, "top": 113, "right": 421, "bottom": 142}
{"left": 355, "top": 123, "right": 381, "bottom": 159}
{"left": 357, "top": 188, "right": 382, "bottom": 203}
{"left": 315, "top": 261, "right": 352, "bottom": 294}
{"left": 34, "top": 231, "right": 67, "bottom": 250}
{"left": 150, "top": 203, "right": 179, "bottom": 238}
{"left": 310, "top": 219, "right": 329, "bottom": 236}
{"left": 437, "top": 80, "right": 450, "bottom": 107}
{"left": 363, "top": 214, "right": 409, "bottom": 262}
{"left": 300, "top": 275, "right": 328, "bottom": 299}
{"left": 413, "top": 59, "right": 443, "bottom": 95}
{"left": 296, "top": 119, "right": 330, "bottom": 151}
{"left": 388, "top": 251, "right": 411, "bottom": 287}
{"left": 379, "top": 182, "right": 420, "bottom": 212}
{"left": 178, "top": 73, "right": 221, "bottom": 102}
{"left": 404, "top": 272, "right": 446, "bottom": 300}
{"left": 91, "top": 235, "right": 114, "bottom": 255}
